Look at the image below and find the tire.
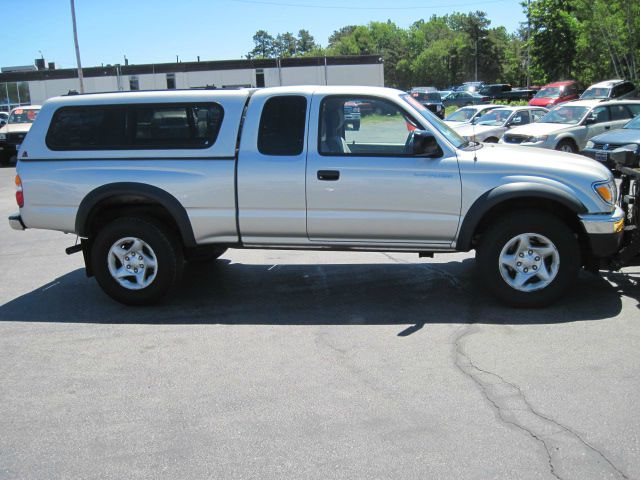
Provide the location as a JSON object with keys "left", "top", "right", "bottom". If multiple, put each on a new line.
{"left": 555, "top": 139, "right": 577, "bottom": 153}
{"left": 185, "top": 245, "right": 227, "bottom": 263}
{"left": 476, "top": 211, "right": 580, "bottom": 308}
{"left": 91, "top": 217, "right": 183, "bottom": 305}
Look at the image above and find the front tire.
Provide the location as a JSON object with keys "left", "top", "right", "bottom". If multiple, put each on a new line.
{"left": 555, "top": 139, "right": 577, "bottom": 153}
{"left": 91, "top": 217, "right": 183, "bottom": 305}
{"left": 476, "top": 211, "right": 580, "bottom": 308}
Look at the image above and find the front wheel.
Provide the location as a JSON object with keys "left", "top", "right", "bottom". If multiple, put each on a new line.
{"left": 555, "top": 139, "right": 577, "bottom": 153}
{"left": 91, "top": 217, "right": 183, "bottom": 305}
{"left": 476, "top": 211, "right": 580, "bottom": 307}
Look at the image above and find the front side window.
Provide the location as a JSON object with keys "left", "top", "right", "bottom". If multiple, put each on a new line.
{"left": 510, "top": 110, "right": 530, "bottom": 126}
{"left": 258, "top": 95, "right": 307, "bottom": 156}
{"left": 319, "top": 96, "right": 421, "bottom": 156}
{"left": 9, "top": 108, "right": 39, "bottom": 124}
{"left": 590, "top": 106, "right": 610, "bottom": 124}
{"left": 539, "top": 106, "right": 589, "bottom": 125}
{"left": 476, "top": 108, "right": 512, "bottom": 126}
{"left": 46, "top": 103, "right": 223, "bottom": 150}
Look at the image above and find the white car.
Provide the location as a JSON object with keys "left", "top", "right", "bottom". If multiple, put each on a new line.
{"left": 443, "top": 104, "right": 499, "bottom": 127}
{"left": 453, "top": 106, "right": 548, "bottom": 143}
{"left": 501, "top": 99, "right": 640, "bottom": 153}
{"left": 0, "top": 105, "right": 41, "bottom": 164}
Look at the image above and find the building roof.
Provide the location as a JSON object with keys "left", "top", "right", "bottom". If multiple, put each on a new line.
{"left": 0, "top": 55, "right": 383, "bottom": 83}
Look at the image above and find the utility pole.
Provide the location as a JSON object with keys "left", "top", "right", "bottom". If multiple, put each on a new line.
{"left": 526, "top": 0, "right": 531, "bottom": 88}
{"left": 70, "top": 0, "right": 85, "bottom": 93}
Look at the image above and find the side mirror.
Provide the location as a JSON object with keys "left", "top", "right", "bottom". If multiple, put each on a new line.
{"left": 584, "top": 114, "right": 597, "bottom": 125}
{"left": 412, "top": 130, "right": 443, "bottom": 158}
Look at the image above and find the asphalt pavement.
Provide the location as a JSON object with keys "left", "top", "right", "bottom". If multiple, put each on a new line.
{"left": 0, "top": 165, "right": 639, "bottom": 479}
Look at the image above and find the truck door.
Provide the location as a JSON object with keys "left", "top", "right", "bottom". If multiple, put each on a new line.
{"left": 305, "top": 94, "right": 462, "bottom": 246}
{"left": 236, "top": 92, "right": 310, "bottom": 244}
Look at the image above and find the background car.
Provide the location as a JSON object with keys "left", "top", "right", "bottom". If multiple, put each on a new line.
{"left": 581, "top": 113, "right": 640, "bottom": 167}
{"left": 410, "top": 87, "right": 445, "bottom": 118}
{"left": 0, "top": 105, "right": 41, "bottom": 165}
{"left": 343, "top": 101, "right": 361, "bottom": 130}
{"left": 452, "top": 106, "right": 548, "bottom": 143}
{"left": 529, "top": 80, "right": 580, "bottom": 108}
{"left": 454, "top": 81, "right": 485, "bottom": 93}
{"left": 443, "top": 104, "right": 501, "bottom": 127}
{"left": 579, "top": 79, "right": 637, "bottom": 101}
{"left": 441, "top": 91, "right": 490, "bottom": 108}
{"left": 501, "top": 99, "right": 640, "bottom": 152}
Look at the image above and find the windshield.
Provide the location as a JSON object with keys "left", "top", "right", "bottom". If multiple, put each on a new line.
{"left": 9, "top": 108, "right": 39, "bottom": 124}
{"left": 581, "top": 87, "right": 611, "bottom": 99}
{"left": 445, "top": 107, "right": 478, "bottom": 122}
{"left": 475, "top": 108, "right": 511, "bottom": 126}
{"left": 539, "top": 105, "right": 589, "bottom": 125}
{"left": 401, "top": 94, "right": 467, "bottom": 148}
{"left": 534, "top": 87, "right": 561, "bottom": 99}
{"left": 624, "top": 115, "right": 640, "bottom": 129}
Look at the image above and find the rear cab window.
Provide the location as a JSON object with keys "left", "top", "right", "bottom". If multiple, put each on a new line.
{"left": 45, "top": 103, "right": 224, "bottom": 150}
{"left": 258, "top": 96, "right": 307, "bottom": 156}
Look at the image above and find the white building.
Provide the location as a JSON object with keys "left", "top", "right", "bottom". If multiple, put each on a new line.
{"left": 0, "top": 55, "right": 384, "bottom": 112}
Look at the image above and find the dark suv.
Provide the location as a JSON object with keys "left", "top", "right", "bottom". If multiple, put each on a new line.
{"left": 409, "top": 87, "right": 444, "bottom": 119}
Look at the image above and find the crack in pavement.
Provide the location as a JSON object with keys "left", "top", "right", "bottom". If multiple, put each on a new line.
{"left": 453, "top": 324, "right": 631, "bottom": 480}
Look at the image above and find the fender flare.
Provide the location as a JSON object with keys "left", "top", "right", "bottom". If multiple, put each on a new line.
{"left": 75, "top": 182, "right": 196, "bottom": 247}
{"left": 456, "top": 183, "right": 587, "bottom": 251}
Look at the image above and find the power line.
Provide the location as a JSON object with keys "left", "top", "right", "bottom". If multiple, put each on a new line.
{"left": 230, "top": 0, "right": 510, "bottom": 10}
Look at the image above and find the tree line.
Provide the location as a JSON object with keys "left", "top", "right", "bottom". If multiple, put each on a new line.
{"left": 245, "top": 0, "right": 640, "bottom": 90}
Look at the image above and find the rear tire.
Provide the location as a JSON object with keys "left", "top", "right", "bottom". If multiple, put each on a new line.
{"left": 91, "top": 217, "right": 183, "bottom": 305}
{"left": 476, "top": 211, "right": 580, "bottom": 308}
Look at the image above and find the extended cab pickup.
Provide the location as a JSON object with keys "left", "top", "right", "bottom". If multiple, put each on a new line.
{"left": 9, "top": 86, "right": 624, "bottom": 307}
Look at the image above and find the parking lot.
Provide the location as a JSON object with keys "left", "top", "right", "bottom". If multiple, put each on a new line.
{"left": 0, "top": 164, "right": 639, "bottom": 479}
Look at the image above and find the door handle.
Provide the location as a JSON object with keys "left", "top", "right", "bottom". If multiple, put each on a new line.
{"left": 317, "top": 170, "right": 340, "bottom": 181}
{"left": 604, "top": 126, "right": 611, "bottom": 130}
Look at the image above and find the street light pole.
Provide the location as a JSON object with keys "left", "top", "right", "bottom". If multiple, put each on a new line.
{"left": 70, "top": 0, "right": 85, "bottom": 93}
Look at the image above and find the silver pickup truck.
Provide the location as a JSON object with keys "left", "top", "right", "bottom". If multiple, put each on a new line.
{"left": 8, "top": 86, "right": 624, "bottom": 307}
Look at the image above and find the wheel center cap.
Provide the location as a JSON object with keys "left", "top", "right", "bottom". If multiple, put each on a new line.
{"left": 516, "top": 250, "right": 542, "bottom": 274}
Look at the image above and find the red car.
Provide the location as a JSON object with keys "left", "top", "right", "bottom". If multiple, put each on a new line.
{"left": 528, "top": 80, "right": 580, "bottom": 108}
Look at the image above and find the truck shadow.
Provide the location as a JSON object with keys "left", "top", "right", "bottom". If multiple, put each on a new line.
{"left": 0, "top": 258, "right": 633, "bottom": 328}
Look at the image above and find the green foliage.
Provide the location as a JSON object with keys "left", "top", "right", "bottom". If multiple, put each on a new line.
{"left": 246, "top": 3, "right": 640, "bottom": 89}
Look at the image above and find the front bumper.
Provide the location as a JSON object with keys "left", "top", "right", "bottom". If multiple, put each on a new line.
{"left": 8, "top": 213, "right": 25, "bottom": 231}
{"left": 579, "top": 206, "right": 625, "bottom": 257}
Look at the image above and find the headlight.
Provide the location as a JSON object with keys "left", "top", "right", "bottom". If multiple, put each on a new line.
{"left": 621, "top": 143, "right": 640, "bottom": 153}
{"left": 585, "top": 140, "right": 595, "bottom": 149}
{"left": 528, "top": 135, "right": 548, "bottom": 143}
{"left": 593, "top": 179, "right": 617, "bottom": 205}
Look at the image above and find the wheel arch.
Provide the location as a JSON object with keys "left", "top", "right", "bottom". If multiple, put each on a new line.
{"left": 75, "top": 182, "right": 197, "bottom": 248}
{"left": 456, "top": 184, "right": 588, "bottom": 251}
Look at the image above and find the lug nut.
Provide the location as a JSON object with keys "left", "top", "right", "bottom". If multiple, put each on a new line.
{"left": 139, "top": 256, "right": 143, "bottom": 260}
{"left": 532, "top": 265, "right": 538, "bottom": 270}
{"left": 139, "top": 264, "right": 144, "bottom": 268}
{"left": 528, "top": 250, "right": 533, "bottom": 255}
{"left": 517, "top": 262, "right": 522, "bottom": 266}
{"left": 134, "top": 268, "right": 138, "bottom": 273}
{"left": 535, "top": 256, "right": 540, "bottom": 261}
{"left": 126, "top": 265, "right": 131, "bottom": 269}
{"left": 524, "top": 267, "right": 529, "bottom": 273}
{"left": 519, "top": 253, "right": 524, "bottom": 257}
{"left": 125, "top": 256, "right": 129, "bottom": 261}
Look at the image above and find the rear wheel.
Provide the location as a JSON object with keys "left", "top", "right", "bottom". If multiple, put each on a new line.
{"left": 91, "top": 217, "right": 183, "bottom": 305}
{"left": 555, "top": 139, "right": 577, "bottom": 153}
{"left": 476, "top": 211, "right": 580, "bottom": 307}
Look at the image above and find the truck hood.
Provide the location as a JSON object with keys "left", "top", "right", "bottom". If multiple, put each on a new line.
{"left": 473, "top": 143, "right": 611, "bottom": 181}
{"left": 590, "top": 128, "right": 640, "bottom": 145}
{"left": 507, "top": 122, "right": 574, "bottom": 137}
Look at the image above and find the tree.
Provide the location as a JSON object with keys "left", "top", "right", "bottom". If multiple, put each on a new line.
{"left": 274, "top": 32, "right": 298, "bottom": 57}
{"left": 247, "top": 30, "right": 275, "bottom": 59}
{"left": 297, "top": 29, "right": 318, "bottom": 55}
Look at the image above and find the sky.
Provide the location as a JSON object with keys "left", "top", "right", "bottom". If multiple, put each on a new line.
{"left": 0, "top": 0, "right": 525, "bottom": 69}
